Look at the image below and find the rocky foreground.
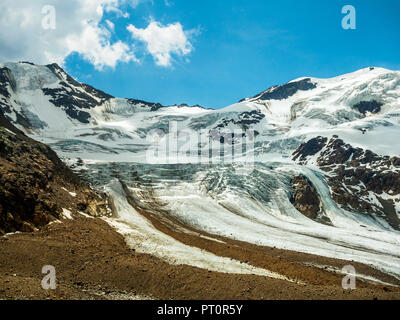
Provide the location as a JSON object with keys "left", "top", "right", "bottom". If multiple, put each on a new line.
{"left": 0, "top": 114, "right": 109, "bottom": 235}
{"left": 2, "top": 215, "right": 400, "bottom": 300}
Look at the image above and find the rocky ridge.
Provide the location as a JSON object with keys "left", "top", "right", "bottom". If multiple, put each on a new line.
{"left": 293, "top": 136, "right": 400, "bottom": 230}
{"left": 0, "top": 114, "right": 110, "bottom": 235}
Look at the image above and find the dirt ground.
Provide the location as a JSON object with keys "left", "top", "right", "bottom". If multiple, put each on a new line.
{"left": 1, "top": 216, "right": 399, "bottom": 300}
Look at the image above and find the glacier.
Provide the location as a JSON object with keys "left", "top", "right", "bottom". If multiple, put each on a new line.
{"left": 1, "top": 61, "right": 400, "bottom": 279}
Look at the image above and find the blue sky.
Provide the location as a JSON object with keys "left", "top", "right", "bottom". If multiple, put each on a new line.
{"left": 64, "top": 0, "right": 400, "bottom": 109}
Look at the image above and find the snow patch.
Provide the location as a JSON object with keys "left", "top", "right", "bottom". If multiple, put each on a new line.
{"left": 61, "top": 208, "right": 73, "bottom": 220}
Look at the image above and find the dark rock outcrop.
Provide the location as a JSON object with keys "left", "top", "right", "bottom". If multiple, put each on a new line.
{"left": 292, "top": 137, "right": 328, "bottom": 162}
{"left": 215, "top": 110, "right": 265, "bottom": 131}
{"left": 250, "top": 78, "right": 317, "bottom": 101}
{"left": 0, "top": 67, "right": 15, "bottom": 99}
{"left": 353, "top": 100, "right": 383, "bottom": 116}
{"left": 290, "top": 175, "right": 321, "bottom": 220}
{"left": 42, "top": 64, "right": 113, "bottom": 124}
{"left": 293, "top": 136, "right": 400, "bottom": 230}
{"left": 126, "top": 98, "right": 164, "bottom": 112}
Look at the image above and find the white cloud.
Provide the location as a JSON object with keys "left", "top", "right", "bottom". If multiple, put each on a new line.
{"left": 0, "top": 0, "right": 196, "bottom": 70}
{"left": 64, "top": 21, "right": 137, "bottom": 70}
{"left": 105, "top": 20, "right": 115, "bottom": 32}
{"left": 0, "top": 0, "right": 137, "bottom": 70}
{"left": 127, "top": 21, "right": 193, "bottom": 67}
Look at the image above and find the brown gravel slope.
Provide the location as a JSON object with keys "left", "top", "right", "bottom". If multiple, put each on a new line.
{"left": 1, "top": 217, "right": 400, "bottom": 300}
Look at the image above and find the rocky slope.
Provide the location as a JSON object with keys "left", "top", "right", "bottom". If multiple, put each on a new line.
{"left": 3, "top": 216, "right": 400, "bottom": 300}
{"left": 290, "top": 175, "right": 322, "bottom": 221}
{"left": 0, "top": 114, "right": 109, "bottom": 235}
{"left": 293, "top": 136, "right": 400, "bottom": 230}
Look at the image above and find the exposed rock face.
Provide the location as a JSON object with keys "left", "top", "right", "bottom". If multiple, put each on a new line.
{"left": 0, "top": 115, "right": 109, "bottom": 235}
{"left": 0, "top": 67, "right": 15, "bottom": 99}
{"left": 249, "top": 78, "right": 317, "bottom": 101}
{"left": 293, "top": 136, "right": 400, "bottom": 230}
{"left": 292, "top": 136, "right": 328, "bottom": 163}
{"left": 42, "top": 64, "right": 114, "bottom": 124}
{"left": 290, "top": 175, "right": 321, "bottom": 220}
{"left": 215, "top": 110, "right": 266, "bottom": 131}
{"left": 126, "top": 98, "right": 163, "bottom": 112}
{"left": 353, "top": 100, "right": 383, "bottom": 116}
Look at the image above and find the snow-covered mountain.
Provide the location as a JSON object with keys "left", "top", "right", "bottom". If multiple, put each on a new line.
{"left": 1, "top": 62, "right": 399, "bottom": 160}
{"left": 1, "top": 61, "right": 400, "bottom": 278}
